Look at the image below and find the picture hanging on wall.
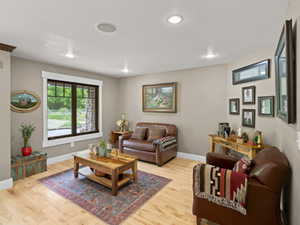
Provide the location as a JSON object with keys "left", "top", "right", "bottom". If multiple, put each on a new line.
{"left": 232, "top": 59, "right": 270, "bottom": 85}
{"left": 142, "top": 82, "right": 177, "bottom": 113}
{"left": 242, "top": 86, "right": 256, "bottom": 105}
{"left": 11, "top": 90, "right": 41, "bottom": 113}
{"left": 229, "top": 98, "right": 240, "bottom": 115}
{"left": 258, "top": 96, "right": 274, "bottom": 117}
{"left": 242, "top": 109, "right": 256, "bottom": 128}
{"left": 275, "top": 19, "right": 296, "bottom": 124}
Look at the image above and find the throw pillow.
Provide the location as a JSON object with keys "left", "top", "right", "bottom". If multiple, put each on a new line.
{"left": 233, "top": 157, "right": 252, "bottom": 174}
{"left": 131, "top": 127, "right": 147, "bottom": 140}
{"left": 147, "top": 128, "right": 165, "bottom": 142}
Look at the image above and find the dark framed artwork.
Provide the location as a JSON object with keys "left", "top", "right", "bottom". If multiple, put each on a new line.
{"left": 242, "top": 86, "right": 256, "bottom": 105}
{"left": 142, "top": 82, "right": 177, "bottom": 113}
{"left": 229, "top": 98, "right": 240, "bottom": 115}
{"left": 258, "top": 96, "right": 275, "bottom": 117}
{"left": 275, "top": 19, "right": 296, "bottom": 124}
{"left": 11, "top": 90, "right": 41, "bottom": 113}
{"left": 258, "top": 96, "right": 274, "bottom": 117}
{"left": 242, "top": 109, "right": 256, "bottom": 128}
{"left": 232, "top": 59, "right": 270, "bottom": 85}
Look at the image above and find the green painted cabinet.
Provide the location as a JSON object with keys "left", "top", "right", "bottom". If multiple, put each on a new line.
{"left": 11, "top": 152, "right": 47, "bottom": 181}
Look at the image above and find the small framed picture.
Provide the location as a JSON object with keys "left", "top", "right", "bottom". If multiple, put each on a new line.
{"left": 242, "top": 86, "right": 256, "bottom": 104}
{"left": 229, "top": 98, "right": 240, "bottom": 115}
{"left": 258, "top": 96, "right": 274, "bottom": 117}
{"left": 242, "top": 109, "right": 256, "bottom": 128}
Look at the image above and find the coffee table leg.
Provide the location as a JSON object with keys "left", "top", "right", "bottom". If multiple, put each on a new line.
{"left": 112, "top": 170, "right": 118, "bottom": 196}
{"left": 132, "top": 160, "right": 138, "bottom": 183}
{"left": 74, "top": 159, "right": 79, "bottom": 178}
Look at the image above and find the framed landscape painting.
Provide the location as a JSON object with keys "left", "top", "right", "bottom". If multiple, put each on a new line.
{"left": 143, "top": 82, "right": 177, "bottom": 113}
{"left": 11, "top": 90, "right": 41, "bottom": 113}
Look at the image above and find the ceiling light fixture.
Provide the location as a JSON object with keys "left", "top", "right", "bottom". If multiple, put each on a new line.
{"left": 168, "top": 15, "right": 183, "bottom": 24}
{"left": 97, "top": 23, "right": 117, "bottom": 33}
{"left": 202, "top": 49, "right": 219, "bottom": 59}
{"left": 122, "top": 67, "right": 129, "bottom": 74}
{"left": 65, "top": 52, "right": 75, "bottom": 59}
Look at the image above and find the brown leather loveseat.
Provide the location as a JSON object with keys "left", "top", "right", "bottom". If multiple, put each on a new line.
{"left": 119, "top": 122, "right": 177, "bottom": 166}
{"left": 193, "top": 147, "right": 291, "bottom": 225}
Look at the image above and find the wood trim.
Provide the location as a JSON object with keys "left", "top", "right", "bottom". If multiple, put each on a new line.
{"left": 0, "top": 43, "right": 16, "bottom": 52}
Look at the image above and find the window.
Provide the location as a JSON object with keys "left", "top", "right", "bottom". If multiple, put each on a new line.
{"left": 42, "top": 72, "right": 102, "bottom": 147}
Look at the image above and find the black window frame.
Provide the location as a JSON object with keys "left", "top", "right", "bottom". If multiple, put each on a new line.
{"left": 47, "top": 79, "right": 99, "bottom": 140}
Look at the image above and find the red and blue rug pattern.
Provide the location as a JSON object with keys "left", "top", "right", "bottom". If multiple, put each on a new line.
{"left": 39, "top": 168, "right": 171, "bottom": 225}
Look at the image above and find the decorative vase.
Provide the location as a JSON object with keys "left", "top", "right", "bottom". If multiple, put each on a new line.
{"left": 99, "top": 147, "right": 107, "bottom": 157}
{"left": 22, "top": 147, "right": 32, "bottom": 156}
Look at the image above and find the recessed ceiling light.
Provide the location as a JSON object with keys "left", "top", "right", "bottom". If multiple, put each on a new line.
{"left": 97, "top": 23, "right": 117, "bottom": 33}
{"left": 65, "top": 52, "right": 75, "bottom": 59}
{"left": 168, "top": 15, "right": 183, "bottom": 24}
{"left": 122, "top": 67, "right": 129, "bottom": 74}
{"left": 202, "top": 49, "right": 219, "bottom": 59}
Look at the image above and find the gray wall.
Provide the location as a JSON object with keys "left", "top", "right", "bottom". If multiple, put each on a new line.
{"left": 227, "top": 12, "right": 300, "bottom": 225}
{"left": 11, "top": 57, "right": 120, "bottom": 158}
{"left": 119, "top": 65, "right": 228, "bottom": 155}
{"left": 0, "top": 50, "right": 11, "bottom": 181}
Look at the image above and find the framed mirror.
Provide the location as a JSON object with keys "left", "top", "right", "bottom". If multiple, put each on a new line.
{"left": 275, "top": 19, "right": 296, "bottom": 124}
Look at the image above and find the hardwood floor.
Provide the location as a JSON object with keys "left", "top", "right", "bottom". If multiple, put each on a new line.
{"left": 0, "top": 157, "right": 207, "bottom": 225}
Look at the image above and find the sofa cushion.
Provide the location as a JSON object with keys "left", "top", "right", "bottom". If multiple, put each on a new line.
{"left": 147, "top": 128, "right": 165, "bottom": 142}
{"left": 123, "top": 139, "right": 155, "bottom": 152}
{"left": 233, "top": 157, "right": 252, "bottom": 174}
{"left": 131, "top": 127, "right": 147, "bottom": 140}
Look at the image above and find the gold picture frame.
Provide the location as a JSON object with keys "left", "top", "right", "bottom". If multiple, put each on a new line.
{"left": 11, "top": 90, "right": 41, "bottom": 113}
{"left": 142, "top": 82, "right": 177, "bottom": 113}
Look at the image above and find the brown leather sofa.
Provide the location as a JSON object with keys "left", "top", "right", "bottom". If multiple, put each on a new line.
{"left": 119, "top": 122, "right": 177, "bottom": 166}
{"left": 193, "top": 147, "right": 291, "bottom": 225}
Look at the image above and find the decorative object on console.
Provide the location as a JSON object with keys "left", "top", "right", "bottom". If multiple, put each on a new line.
{"left": 218, "top": 122, "right": 230, "bottom": 137}
{"left": 229, "top": 98, "right": 240, "bottom": 115}
{"left": 11, "top": 90, "right": 41, "bottom": 113}
{"left": 242, "top": 109, "right": 255, "bottom": 128}
{"left": 232, "top": 59, "right": 270, "bottom": 85}
{"left": 253, "top": 130, "right": 263, "bottom": 147}
{"left": 142, "top": 82, "right": 177, "bottom": 113}
{"left": 242, "top": 86, "right": 256, "bottom": 104}
{"left": 258, "top": 96, "right": 274, "bottom": 117}
{"left": 116, "top": 113, "right": 129, "bottom": 132}
{"left": 20, "top": 123, "right": 35, "bottom": 156}
{"left": 11, "top": 151, "right": 47, "bottom": 181}
{"left": 275, "top": 19, "right": 296, "bottom": 124}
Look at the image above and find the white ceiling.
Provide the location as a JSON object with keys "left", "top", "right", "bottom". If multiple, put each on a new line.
{"left": 0, "top": 0, "right": 287, "bottom": 77}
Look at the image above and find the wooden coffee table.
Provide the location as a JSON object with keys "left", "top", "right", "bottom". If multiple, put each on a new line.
{"left": 73, "top": 150, "right": 138, "bottom": 196}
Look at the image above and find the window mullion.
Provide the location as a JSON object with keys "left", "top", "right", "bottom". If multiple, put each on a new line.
{"left": 71, "top": 84, "right": 77, "bottom": 135}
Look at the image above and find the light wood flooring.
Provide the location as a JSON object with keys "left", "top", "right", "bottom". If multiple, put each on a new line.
{"left": 0, "top": 157, "right": 209, "bottom": 225}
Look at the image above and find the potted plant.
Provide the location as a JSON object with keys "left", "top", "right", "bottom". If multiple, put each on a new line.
{"left": 20, "top": 123, "right": 35, "bottom": 156}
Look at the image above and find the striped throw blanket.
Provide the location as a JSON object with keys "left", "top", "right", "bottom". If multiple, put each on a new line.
{"left": 153, "top": 136, "right": 177, "bottom": 152}
{"left": 193, "top": 164, "right": 248, "bottom": 215}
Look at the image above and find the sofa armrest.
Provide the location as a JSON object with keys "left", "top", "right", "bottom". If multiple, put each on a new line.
{"left": 206, "top": 152, "right": 238, "bottom": 170}
{"left": 119, "top": 133, "right": 132, "bottom": 151}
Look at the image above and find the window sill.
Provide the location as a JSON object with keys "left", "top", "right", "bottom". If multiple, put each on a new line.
{"left": 43, "top": 131, "right": 103, "bottom": 148}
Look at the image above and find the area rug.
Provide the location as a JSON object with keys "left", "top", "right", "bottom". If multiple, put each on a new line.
{"left": 39, "top": 168, "right": 171, "bottom": 225}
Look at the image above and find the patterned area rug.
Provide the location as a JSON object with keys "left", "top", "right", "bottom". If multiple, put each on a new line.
{"left": 39, "top": 168, "right": 171, "bottom": 225}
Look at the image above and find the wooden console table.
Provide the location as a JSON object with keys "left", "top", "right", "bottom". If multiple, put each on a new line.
{"left": 110, "top": 131, "right": 132, "bottom": 148}
{"left": 209, "top": 134, "right": 270, "bottom": 159}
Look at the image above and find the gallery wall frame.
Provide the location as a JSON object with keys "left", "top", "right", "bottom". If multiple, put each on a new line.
{"left": 275, "top": 19, "right": 296, "bottom": 124}
{"left": 242, "top": 86, "right": 256, "bottom": 105}
{"left": 229, "top": 98, "right": 240, "bottom": 115}
{"left": 232, "top": 59, "right": 270, "bottom": 85}
{"left": 258, "top": 96, "right": 275, "bottom": 117}
{"left": 242, "top": 109, "right": 256, "bottom": 128}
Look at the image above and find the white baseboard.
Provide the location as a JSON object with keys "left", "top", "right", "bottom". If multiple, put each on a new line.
{"left": 0, "top": 178, "right": 13, "bottom": 191}
{"left": 177, "top": 152, "right": 206, "bottom": 163}
{"left": 47, "top": 149, "right": 89, "bottom": 165}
